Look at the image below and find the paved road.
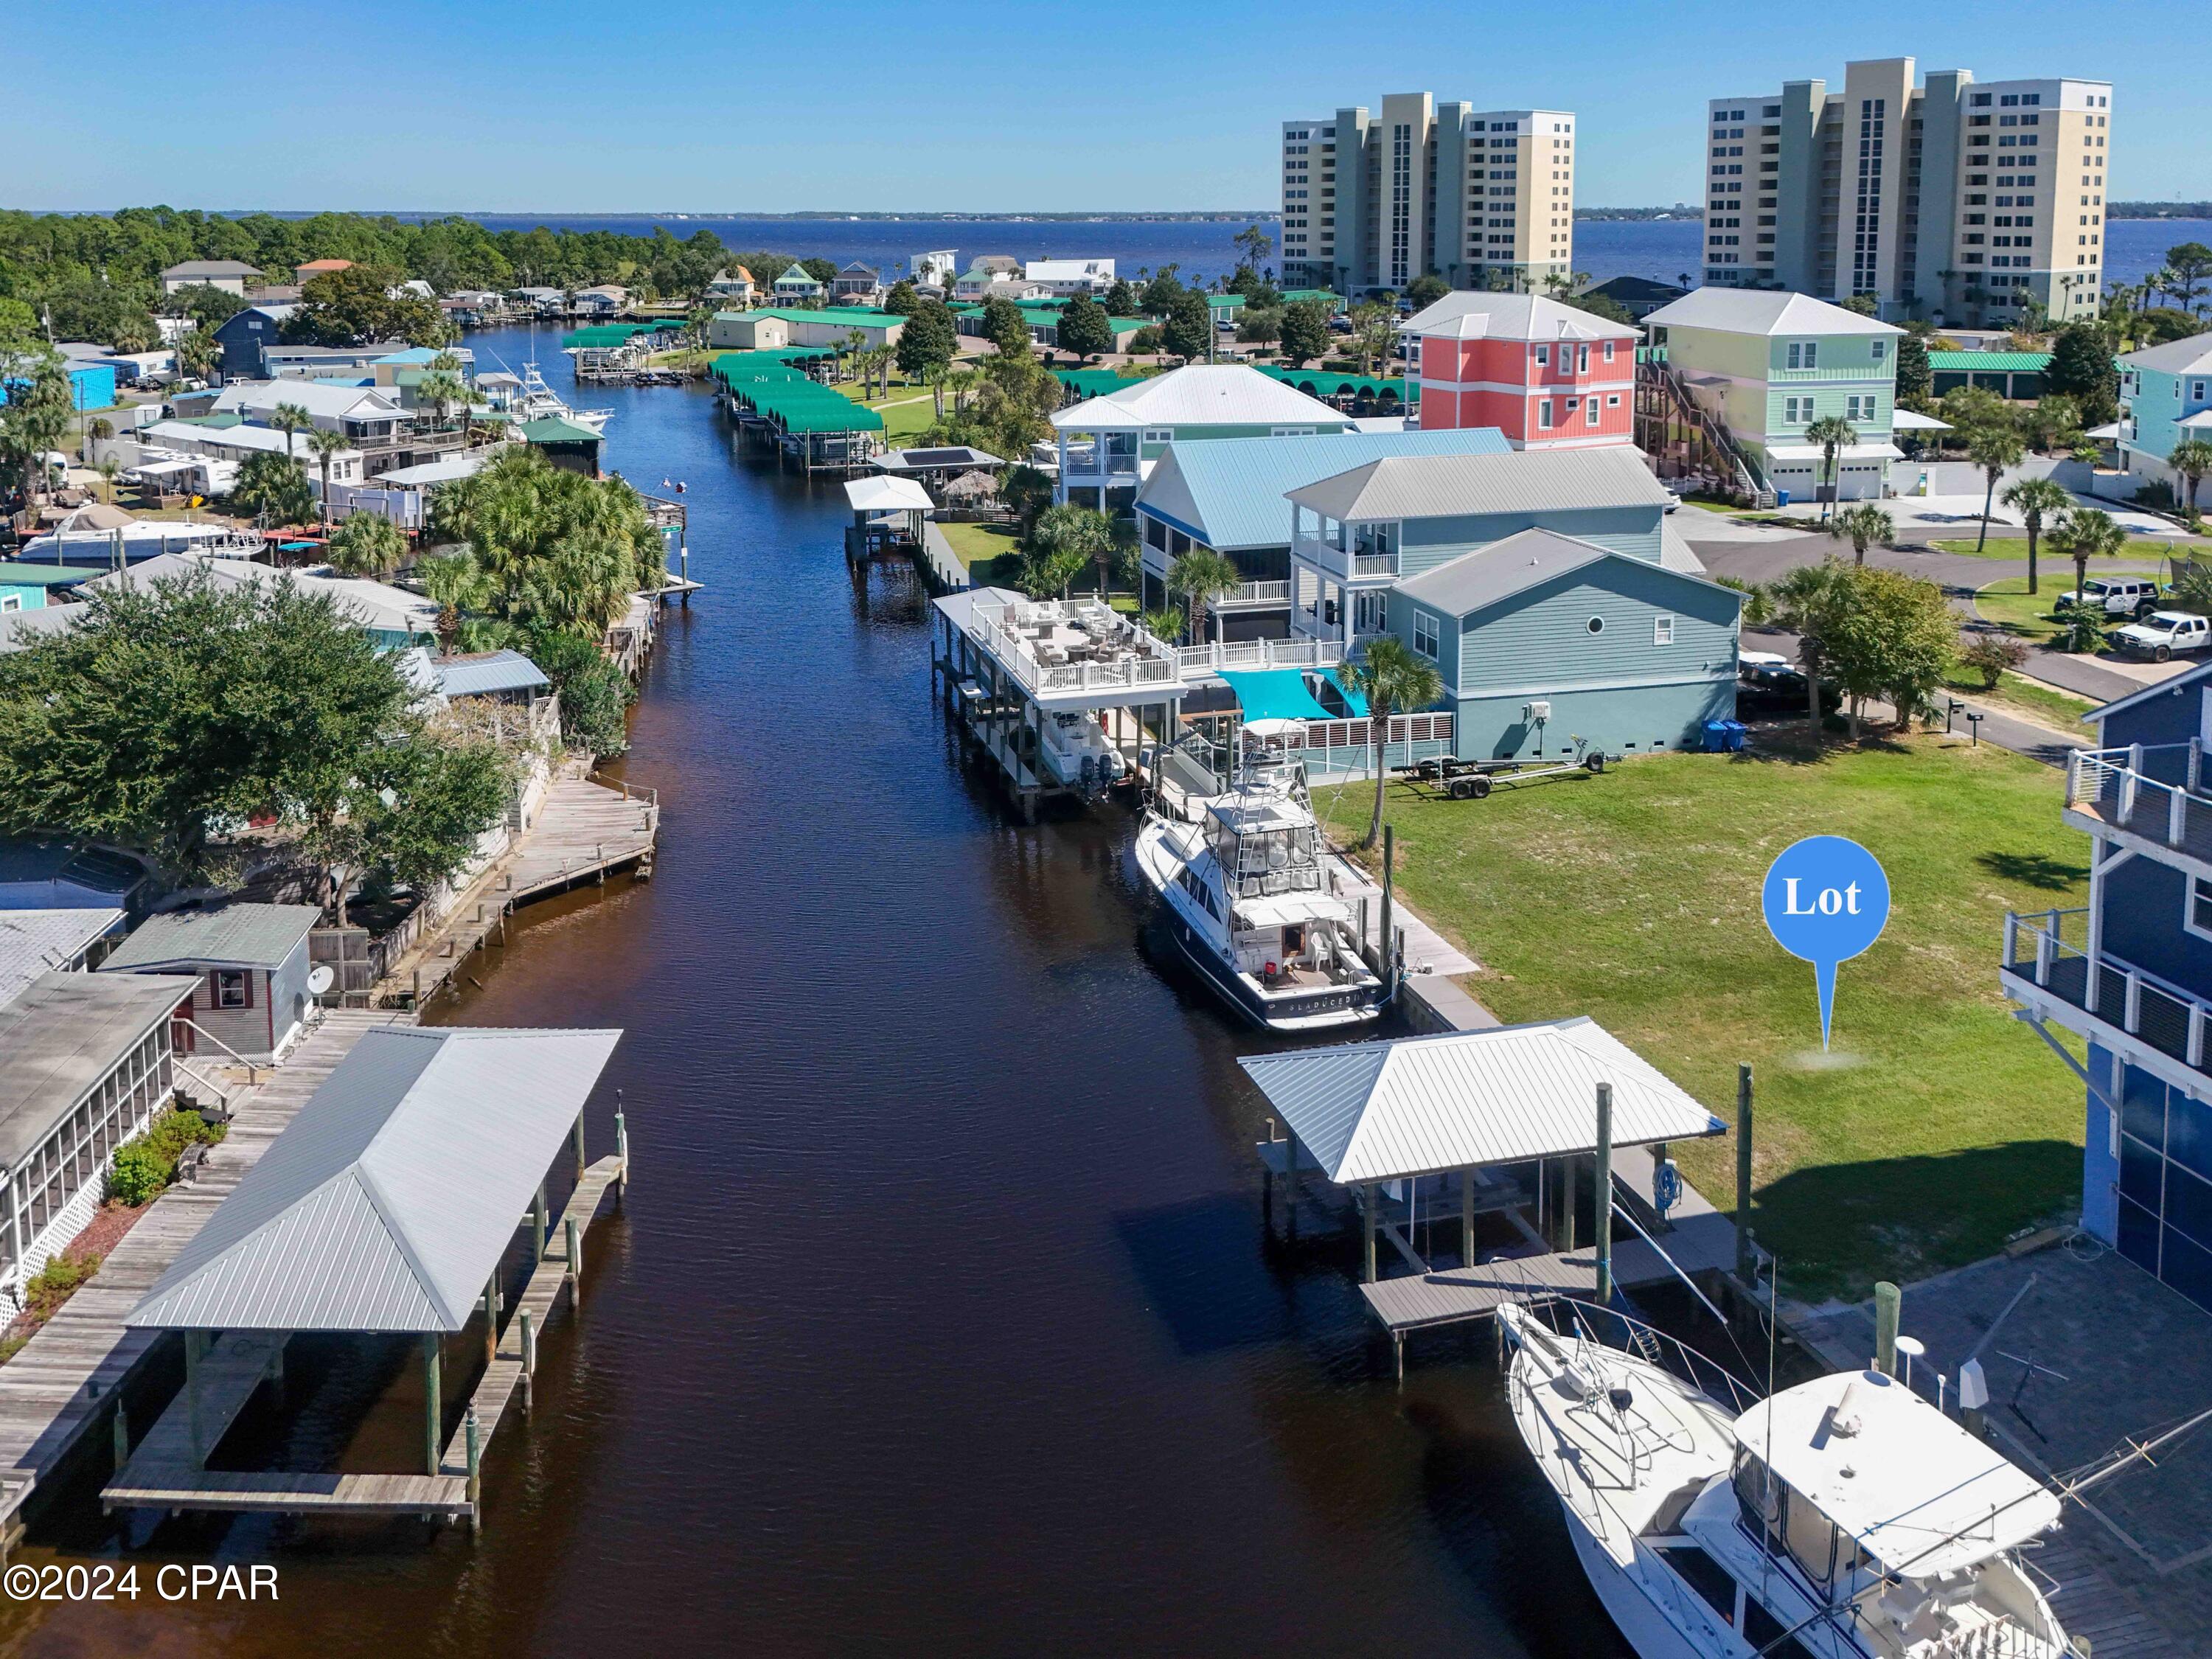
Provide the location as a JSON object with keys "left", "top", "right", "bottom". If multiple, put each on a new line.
{"left": 1694, "top": 532, "right": 2154, "bottom": 706}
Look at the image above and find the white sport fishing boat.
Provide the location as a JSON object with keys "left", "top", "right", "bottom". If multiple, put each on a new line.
{"left": 1496, "top": 1300, "right": 2081, "bottom": 1659}
{"left": 1135, "top": 725, "right": 1385, "bottom": 1032}
{"left": 515, "top": 361, "right": 613, "bottom": 433}
{"left": 1034, "top": 709, "right": 1127, "bottom": 792}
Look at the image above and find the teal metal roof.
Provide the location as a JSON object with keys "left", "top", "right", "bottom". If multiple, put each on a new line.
{"left": 0, "top": 564, "right": 103, "bottom": 587}
{"left": 1218, "top": 668, "right": 1332, "bottom": 723}
{"left": 1138, "top": 427, "right": 1511, "bottom": 552}
{"left": 1927, "top": 350, "right": 2053, "bottom": 372}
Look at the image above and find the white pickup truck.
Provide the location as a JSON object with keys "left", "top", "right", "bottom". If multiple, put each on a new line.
{"left": 2111, "top": 611, "right": 2212, "bottom": 661}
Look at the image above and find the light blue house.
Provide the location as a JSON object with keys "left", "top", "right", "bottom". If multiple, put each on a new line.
{"left": 1284, "top": 448, "right": 1739, "bottom": 759}
{"left": 0, "top": 565, "right": 100, "bottom": 613}
{"left": 2002, "top": 662, "right": 2212, "bottom": 1312}
{"left": 1133, "top": 427, "right": 1512, "bottom": 641}
{"left": 2118, "top": 332, "right": 2212, "bottom": 509}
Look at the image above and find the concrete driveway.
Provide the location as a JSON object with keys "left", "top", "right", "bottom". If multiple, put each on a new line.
{"left": 1764, "top": 490, "right": 2194, "bottom": 540}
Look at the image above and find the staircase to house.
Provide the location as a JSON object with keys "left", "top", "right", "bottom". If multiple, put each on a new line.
{"left": 1635, "top": 360, "right": 1769, "bottom": 507}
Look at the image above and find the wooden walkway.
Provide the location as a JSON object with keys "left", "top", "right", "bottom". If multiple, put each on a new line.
{"left": 374, "top": 772, "right": 658, "bottom": 1006}
{"left": 0, "top": 1010, "right": 408, "bottom": 1533}
{"left": 101, "top": 1153, "right": 626, "bottom": 1528}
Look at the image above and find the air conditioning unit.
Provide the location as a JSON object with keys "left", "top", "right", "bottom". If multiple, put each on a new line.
{"left": 1524, "top": 700, "right": 1552, "bottom": 723}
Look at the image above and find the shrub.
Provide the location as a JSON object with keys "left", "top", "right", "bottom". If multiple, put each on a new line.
{"left": 24, "top": 1253, "right": 100, "bottom": 1319}
{"left": 1958, "top": 633, "right": 2030, "bottom": 689}
{"left": 2056, "top": 610, "right": 2109, "bottom": 654}
{"left": 105, "top": 1110, "right": 225, "bottom": 1206}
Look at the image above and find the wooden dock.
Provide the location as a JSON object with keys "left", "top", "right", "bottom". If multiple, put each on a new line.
{"left": 374, "top": 772, "right": 658, "bottom": 1006}
{"left": 0, "top": 1010, "right": 408, "bottom": 1538}
{"left": 102, "top": 1153, "right": 626, "bottom": 1528}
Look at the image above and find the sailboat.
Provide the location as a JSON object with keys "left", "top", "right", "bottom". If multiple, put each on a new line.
{"left": 1495, "top": 1300, "right": 2081, "bottom": 1658}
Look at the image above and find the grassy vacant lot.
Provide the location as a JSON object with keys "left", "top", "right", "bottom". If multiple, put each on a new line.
{"left": 835, "top": 380, "right": 937, "bottom": 442}
{"left": 933, "top": 520, "right": 1026, "bottom": 588}
{"left": 1325, "top": 733, "right": 2090, "bottom": 1301}
{"left": 1933, "top": 536, "right": 2185, "bottom": 563}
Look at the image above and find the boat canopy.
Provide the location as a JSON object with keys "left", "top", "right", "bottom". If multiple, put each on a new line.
{"left": 1734, "top": 1368, "right": 2062, "bottom": 1579}
{"left": 1220, "top": 667, "right": 1331, "bottom": 724}
{"left": 1237, "top": 1016, "right": 1726, "bottom": 1184}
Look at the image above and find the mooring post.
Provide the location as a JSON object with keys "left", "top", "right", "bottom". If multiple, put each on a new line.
{"left": 184, "top": 1330, "right": 206, "bottom": 1467}
{"left": 111, "top": 1401, "right": 129, "bottom": 1472}
{"left": 1362, "top": 1183, "right": 1378, "bottom": 1284}
{"left": 1460, "top": 1164, "right": 1477, "bottom": 1266}
{"left": 1283, "top": 1132, "right": 1299, "bottom": 1238}
{"left": 572, "top": 1110, "right": 587, "bottom": 1181}
{"left": 1594, "top": 1083, "right": 1615, "bottom": 1304}
{"left": 483, "top": 1276, "right": 498, "bottom": 1368}
{"left": 1379, "top": 825, "right": 1396, "bottom": 990}
{"left": 1735, "top": 1063, "right": 1756, "bottom": 1287}
{"left": 532, "top": 1184, "right": 547, "bottom": 1259}
{"left": 464, "top": 1406, "right": 481, "bottom": 1534}
{"left": 268, "top": 1336, "right": 285, "bottom": 1408}
{"left": 566, "top": 1217, "right": 582, "bottom": 1294}
{"left": 519, "top": 1312, "right": 536, "bottom": 1413}
{"left": 1874, "top": 1281, "right": 1902, "bottom": 1377}
{"left": 422, "top": 1332, "right": 442, "bottom": 1476}
{"left": 615, "top": 1102, "right": 629, "bottom": 1194}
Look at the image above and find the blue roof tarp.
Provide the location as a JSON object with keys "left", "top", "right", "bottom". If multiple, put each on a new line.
{"left": 1324, "top": 667, "right": 1368, "bottom": 717}
{"left": 1220, "top": 668, "right": 1332, "bottom": 723}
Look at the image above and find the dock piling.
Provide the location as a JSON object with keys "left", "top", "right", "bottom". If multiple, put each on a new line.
{"left": 520, "top": 1312, "right": 536, "bottom": 1413}
{"left": 1735, "top": 1063, "right": 1756, "bottom": 1285}
{"left": 572, "top": 1110, "right": 587, "bottom": 1182}
{"left": 464, "top": 1407, "right": 481, "bottom": 1534}
{"left": 566, "top": 1218, "right": 582, "bottom": 1294}
{"left": 615, "top": 1103, "right": 628, "bottom": 1194}
{"left": 184, "top": 1330, "right": 206, "bottom": 1467}
{"left": 111, "top": 1402, "right": 128, "bottom": 1472}
{"left": 1362, "top": 1183, "right": 1377, "bottom": 1284}
{"left": 483, "top": 1277, "right": 498, "bottom": 1368}
{"left": 532, "top": 1184, "right": 547, "bottom": 1259}
{"left": 422, "top": 1333, "right": 442, "bottom": 1477}
{"left": 1874, "top": 1281, "right": 1902, "bottom": 1377}
{"left": 1594, "top": 1083, "right": 1614, "bottom": 1304}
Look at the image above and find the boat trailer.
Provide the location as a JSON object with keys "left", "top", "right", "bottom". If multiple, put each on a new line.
{"left": 1391, "top": 737, "right": 1613, "bottom": 801}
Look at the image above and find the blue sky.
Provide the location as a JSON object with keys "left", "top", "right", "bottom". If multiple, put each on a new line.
{"left": 3, "top": 0, "right": 2201, "bottom": 212}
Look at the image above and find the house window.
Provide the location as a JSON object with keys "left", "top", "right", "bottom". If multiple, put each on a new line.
{"left": 1144, "top": 428, "right": 1173, "bottom": 444}
{"left": 1655, "top": 615, "right": 1676, "bottom": 645}
{"left": 1787, "top": 341, "right": 1818, "bottom": 370}
{"left": 1538, "top": 400, "right": 1554, "bottom": 429}
{"left": 1846, "top": 394, "right": 1875, "bottom": 420}
{"left": 1870, "top": 338, "right": 1886, "bottom": 361}
{"left": 1784, "top": 397, "right": 1808, "bottom": 422}
{"left": 2186, "top": 877, "right": 2212, "bottom": 944}
{"left": 1607, "top": 394, "right": 1621, "bottom": 407}
{"left": 1587, "top": 397, "right": 1601, "bottom": 427}
{"left": 1586, "top": 615, "right": 1606, "bottom": 634}
{"left": 212, "top": 970, "right": 251, "bottom": 1010}
{"left": 1413, "top": 611, "right": 1440, "bottom": 658}
{"left": 2195, "top": 381, "right": 2208, "bottom": 403}
{"left": 1603, "top": 340, "right": 1616, "bottom": 363}
{"left": 1354, "top": 591, "right": 1388, "bottom": 633}
{"left": 0, "top": 595, "right": 18, "bottom": 613}
{"left": 1534, "top": 345, "right": 1549, "bottom": 366}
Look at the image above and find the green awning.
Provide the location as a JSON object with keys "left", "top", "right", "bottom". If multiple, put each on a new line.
{"left": 1219, "top": 669, "right": 1332, "bottom": 723}
{"left": 519, "top": 416, "right": 602, "bottom": 445}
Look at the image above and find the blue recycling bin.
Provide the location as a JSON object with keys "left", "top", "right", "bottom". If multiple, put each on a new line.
{"left": 1703, "top": 719, "right": 1747, "bottom": 753}
{"left": 1775, "top": 490, "right": 1790, "bottom": 507}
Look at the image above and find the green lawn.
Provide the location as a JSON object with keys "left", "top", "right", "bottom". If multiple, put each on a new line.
{"left": 1324, "top": 734, "right": 2090, "bottom": 1300}
{"left": 934, "top": 520, "right": 1027, "bottom": 588}
{"left": 1972, "top": 571, "right": 2164, "bottom": 643}
{"left": 1933, "top": 536, "right": 2189, "bottom": 563}
{"left": 835, "top": 380, "right": 938, "bottom": 442}
{"left": 1944, "top": 668, "right": 2096, "bottom": 734}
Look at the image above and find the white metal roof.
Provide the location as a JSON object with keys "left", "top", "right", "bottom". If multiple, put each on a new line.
{"left": 127, "top": 1026, "right": 623, "bottom": 1333}
{"left": 1735, "top": 1368, "right": 2062, "bottom": 1578}
{"left": 1288, "top": 445, "right": 1673, "bottom": 523}
{"left": 1237, "top": 1015, "right": 1725, "bottom": 1183}
{"left": 212, "top": 380, "right": 404, "bottom": 421}
{"left": 139, "top": 420, "right": 366, "bottom": 461}
{"left": 1401, "top": 291, "right": 1641, "bottom": 343}
{"left": 0, "top": 908, "right": 124, "bottom": 1010}
{"left": 843, "top": 476, "right": 933, "bottom": 514}
{"left": 91, "top": 554, "right": 437, "bottom": 638}
{"left": 1642, "top": 289, "right": 1904, "bottom": 338}
{"left": 1051, "top": 364, "right": 1346, "bottom": 432}
{"left": 2121, "top": 331, "right": 2212, "bottom": 375}
{"left": 1889, "top": 408, "right": 1952, "bottom": 431}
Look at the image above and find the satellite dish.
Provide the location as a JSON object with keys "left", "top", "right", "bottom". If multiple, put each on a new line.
{"left": 307, "top": 964, "right": 335, "bottom": 995}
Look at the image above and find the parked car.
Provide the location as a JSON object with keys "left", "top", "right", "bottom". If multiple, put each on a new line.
{"left": 2055, "top": 576, "right": 2162, "bottom": 619}
{"left": 2110, "top": 611, "right": 2212, "bottom": 661}
{"left": 1735, "top": 652, "right": 1843, "bottom": 718}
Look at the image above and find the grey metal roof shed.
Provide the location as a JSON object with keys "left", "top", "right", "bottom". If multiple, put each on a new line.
{"left": 127, "top": 1026, "right": 622, "bottom": 1333}
{"left": 103, "top": 903, "right": 321, "bottom": 973}
{"left": 1237, "top": 1015, "right": 1723, "bottom": 1185}
{"left": 1287, "top": 445, "right": 1673, "bottom": 524}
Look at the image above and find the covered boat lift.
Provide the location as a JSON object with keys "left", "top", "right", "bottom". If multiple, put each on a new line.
{"left": 107, "top": 1025, "right": 627, "bottom": 1531}
{"left": 1239, "top": 1017, "right": 1736, "bottom": 1373}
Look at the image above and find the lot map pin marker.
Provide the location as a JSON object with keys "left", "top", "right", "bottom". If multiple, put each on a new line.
{"left": 1761, "top": 835, "right": 1891, "bottom": 1051}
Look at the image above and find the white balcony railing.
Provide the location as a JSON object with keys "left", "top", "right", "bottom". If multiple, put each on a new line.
{"left": 2003, "top": 906, "right": 2212, "bottom": 1075}
{"left": 1294, "top": 534, "right": 1398, "bottom": 582}
{"left": 967, "top": 597, "right": 1342, "bottom": 698}
{"left": 2067, "top": 741, "right": 2212, "bottom": 853}
{"left": 1215, "top": 580, "right": 1291, "bottom": 608}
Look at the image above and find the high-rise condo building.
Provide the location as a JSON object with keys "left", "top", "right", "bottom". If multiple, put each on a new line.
{"left": 1281, "top": 92, "right": 1576, "bottom": 299}
{"left": 1702, "top": 58, "right": 2113, "bottom": 327}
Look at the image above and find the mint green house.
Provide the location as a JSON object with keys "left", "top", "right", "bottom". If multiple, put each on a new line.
{"left": 1644, "top": 289, "right": 1905, "bottom": 504}
{"left": 1050, "top": 364, "right": 1351, "bottom": 509}
{"left": 0, "top": 565, "right": 100, "bottom": 613}
{"left": 1284, "top": 448, "right": 1741, "bottom": 760}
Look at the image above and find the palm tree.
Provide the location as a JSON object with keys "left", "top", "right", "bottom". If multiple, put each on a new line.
{"left": 1767, "top": 560, "right": 1854, "bottom": 731}
{"left": 1999, "top": 475, "right": 2071, "bottom": 595}
{"left": 306, "top": 425, "right": 351, "bottom": 526}
{"left": 1825, "top": 503, "right": 1893, "bottom": 564}
{"left": 1965, "top": 420, "right": 2028, "bottom": 555}
{"left": 176, "top": 327, "right": 218, "bottom": 384}
{"left": 1803, "top": 415, "right": 1857, "bottom": 522}
{"left": 2050, "top": 507, "right": 2132, "bottom": 619}
{"left": 414, "top": 369, "right": 474, "bottom": 434}
{"left": 270, "top": 400, "right": 312, "bottom": 459}
{"left": 1030, "top": 504, "right": 1116, "bottom": 597}
{"left": 96, "top": 455, "right": 122, "bottom": 504}
{"left": 1140, "top": 607, "right": 1186, "bottom": 644}
{"left": 325, "top": 511, "right": 408, "bottom": 579}
{"left": 1346, "top": 636, "right": 1442, "bottom": 852}
{"left": 2167, "top": 437, "right": 2212, "bottom": 524}
{"left": 1167, "top": 547, "right": 1242, "bottom": 644}
{"left": 414, "top": 550, "right": 488, "bottom": 650}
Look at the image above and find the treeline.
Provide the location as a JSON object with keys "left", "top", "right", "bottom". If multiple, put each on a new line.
{"left": 2110, "top": 204, "right": 2212, "bottom": 220}
{"left": 0, "top": 206, "right": 812, "bottom": 347}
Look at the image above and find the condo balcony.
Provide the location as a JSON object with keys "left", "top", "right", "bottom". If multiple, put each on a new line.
{"left": 2003, "top": 907, "right": 2212, "bottom": 1087}
{"left": 2065, "top": 742, "right": 2212, "bottom": 878}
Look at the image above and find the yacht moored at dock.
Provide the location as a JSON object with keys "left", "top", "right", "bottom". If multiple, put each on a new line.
{"left": 1497, "top": 1299, "right": 2079, "bottom": 1659}
{"left": 1135, "top": 727, "right": 1384, "bottom": 1032}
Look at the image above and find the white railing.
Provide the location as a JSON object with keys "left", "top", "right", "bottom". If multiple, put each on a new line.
{"left": 2004, "top": 906, "right": 2212, "bottom": 1071}
{"left": 2066, "top": 740, "right": 2211, "bottom": 849}
{"left": 1170, "top": 636, "right": 1346, "bottom": 675}
{"left": 1352, "top": 553, "right": 1398, "bottom": 577}
{"left": 1217, "top": 580, "right": 1291, "bottom": 607}
{"left": 1293, "top": 534, "right": 1397, "bottom": 580}
{"left": 967, "top": 597, "right": 1342, "bottom": 694}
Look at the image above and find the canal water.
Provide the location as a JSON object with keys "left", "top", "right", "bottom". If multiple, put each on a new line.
{"left": 4, "top": 329, "right": 1627, "bottom": 1658}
